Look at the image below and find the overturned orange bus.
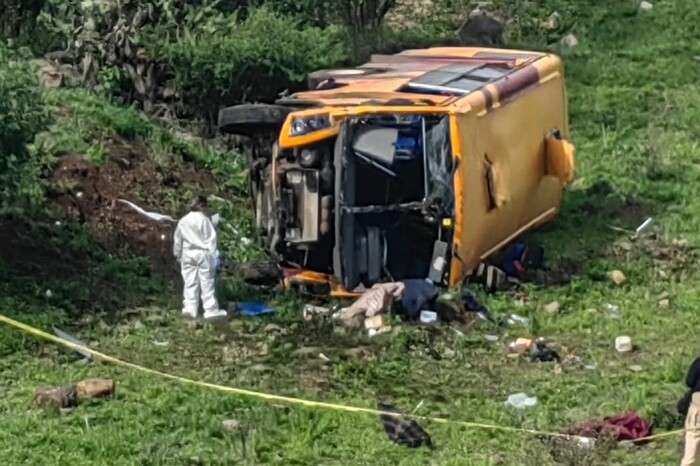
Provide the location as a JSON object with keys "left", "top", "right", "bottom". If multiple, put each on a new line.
{"left": 218, "top": 47, "right": 575, "bottom": 297}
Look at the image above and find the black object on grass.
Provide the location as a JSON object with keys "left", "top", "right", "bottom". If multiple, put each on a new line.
{"left": 377, "top": 401, "right": 434, "bottom": 449}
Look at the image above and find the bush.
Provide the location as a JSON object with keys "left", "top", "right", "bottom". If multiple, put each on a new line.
{"left": 150, "top": 7, "right": 347, "bottom": 119}
{"left": 0, "top": 0, "right": 46, "bottom": 42}
{"left": 0, "top": 42, "right": 49, "bottom": 207}
{"left": 248, "top": 0, "right": 332, "bottom": 27}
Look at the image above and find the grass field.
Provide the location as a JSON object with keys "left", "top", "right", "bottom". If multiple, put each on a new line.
{"left": 2, "top": 1, "right": 700, "bottom": 465}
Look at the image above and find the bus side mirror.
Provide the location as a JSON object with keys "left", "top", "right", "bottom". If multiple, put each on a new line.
{"left": 545, "top": 131, "right": 576, "bottom": 185}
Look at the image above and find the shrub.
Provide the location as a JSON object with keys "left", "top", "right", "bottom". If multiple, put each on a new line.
{"left": 0, "top": 42, "right": 49, "bottom": 207}
{"left": 150, "top": 7, "right": 347, "bottom": 119}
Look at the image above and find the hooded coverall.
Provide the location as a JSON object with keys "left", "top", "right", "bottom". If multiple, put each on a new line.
{"left": 173, "top": 211, "right": 223, "bottom": 318}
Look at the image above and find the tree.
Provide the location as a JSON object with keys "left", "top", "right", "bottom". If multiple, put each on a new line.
{"left": 331, "top": 0, "right": 397, "bottom": 61}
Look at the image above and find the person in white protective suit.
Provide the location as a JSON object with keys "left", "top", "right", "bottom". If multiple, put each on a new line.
{"left": 173, "top": 195, "right": 227, "bottom": 320}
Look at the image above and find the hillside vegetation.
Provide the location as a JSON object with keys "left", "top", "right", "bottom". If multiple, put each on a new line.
{"left": 2, "top": 1, "right": 700, "bottom": 465}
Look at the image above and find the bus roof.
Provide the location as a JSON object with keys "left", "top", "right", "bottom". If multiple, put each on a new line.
{"left": 290, "top": 47, "right": 554, "bottom": 109}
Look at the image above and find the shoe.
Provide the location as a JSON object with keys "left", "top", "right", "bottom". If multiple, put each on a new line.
{"left": 203, "top": 309, "right": 228, "bottom": 320}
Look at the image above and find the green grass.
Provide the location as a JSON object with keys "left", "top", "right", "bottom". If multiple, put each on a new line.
{"left": 3, "top": 1, "right": 700, "bottom": 464}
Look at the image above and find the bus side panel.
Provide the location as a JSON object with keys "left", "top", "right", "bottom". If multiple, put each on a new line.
{"left": 457, "top": 72, "right": 569, "bottom": 277}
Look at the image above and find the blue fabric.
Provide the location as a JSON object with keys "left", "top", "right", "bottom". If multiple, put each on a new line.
{"left": 500, "top": 243, "right": 527, "bottom": 277}
{"left": 237, "top": 302, "right": 274, "bottom": 316}
{"left": 399, "top": 279, "right": 438, "bottom": 319}
{"left": 395, "top": 134, "right": 418, "bottom": 151}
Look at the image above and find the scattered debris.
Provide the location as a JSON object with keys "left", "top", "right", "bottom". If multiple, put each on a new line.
{"left": 505, "top": 392, "right": 538, "bottom": 409}
{"left": 335, "top": 282, "right": 404, "bottom": 324}
{"left": 34, "top": 378, "right": 115, "bottom": 411}
{"left": 473, "top": 262, "right": 511, "bottom": 292}
{"left": 563, "top": 354, "right": 582, "bottom": 365}
{"left": 639, "top": 1, "right": 653, "bottom": 12}
{"left": 658, "top": 298, "right": 670, "bottom": 308}
{"left": 578, "top": 437, "right": 596, "bottom": 448}
{"left": 542, "top": 12, "right": 561, "bottom": 30}
{"left": 368, "top": 326, "right": 392, "bottom": 338}
{"left": 443, "top": 348, "right": 456, "bottom": 359}
{"left": 544, "top": 301, "right": 561, "bottom": 314}
{"left": 635, "top": 217, "right": 653, "bottom": 236}
{"left": 117, "top": 199, "right": 176, "bottom": 223}
{"left": 34, "top": 386, "right": 79, "bottom": 410}
{"left": 237, "top": 302, "right": 274, "bottom": 317}
{"left": 509, "top": 337, "right": 533, "bottom": 353}
{"left": 629, "top": 365, "right": 644, "bottom": 372}
{"left": 240, "top": 261, "right": 283, "bottom": 289}
{"left": 507, "top": 314, "right": 530, "bottom": 326}
{"left": 484, "top": 334, "right": 499, "bottom": 342}
{"left": 419, "top": 310, "right": 438, "bottom": 324}
{"left": 303, "top": 304, "right": 331, "bottom": 321}
{"left": 399, "top": 280, "right": 438, "bottom": 319}
{"left": 561, "top": 33, "right": 579, "bottom": 48}
{"left": 565, "top": 412, "right": 652, "bottom": 442}
{"left": 75, "top": 379, "right": 115, "bottom": 400}
{"left": 609, "top": 270, "right": 627, "bottom": 286}
{"left": 461, "top": 292, "right": 494, "bottom": 323}
{"left": 364, "top": 315, "right": 386, "bottom": 330}
{"left": 615, "top": 336, "right": 633, "bottom": 353}
{"left": 52, "top": 326, "right": 94, "bottom": 362}
{"left": 530, "top": 339, "right": 561, "bottom": 363}
{"left": 152, "top": 340, "right": 169, "bottom": 346}
{"left": 377, "top": 401, "right": 434, "bottom": 449}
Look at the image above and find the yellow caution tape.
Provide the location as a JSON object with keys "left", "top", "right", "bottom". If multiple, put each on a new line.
{"left": 0, "top": 314, "right": 685, "bottom": 443}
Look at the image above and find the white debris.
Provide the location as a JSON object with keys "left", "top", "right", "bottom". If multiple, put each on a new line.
{"left": 578, "top": 437, "right": 595, "bottom": 448}
{"left": 241, "top": 237, "right": 252, "bottom": 246}
{"left": 561, "top": 33, "right": 579, "bottom": 48}
{"left": 160, "top": 234, "right": 166, "bottom": 241}
{"left": 54, "top": 221, "right": 62, "bottom": 227}
{"left": 615, "top": 336, "right": 633, "bottom": 353}
{"left": 117, "top": 199, "right": 176, "bottom": 223}
{"left": 45, "top": 289, "right": 53, "bottom": 299}
{"left": 76, "top": 191, "right": 84, "bottom": 199}
{"left": 505, "top": 392, "right": 538, "bottom": 409}
{"left": 543, "top": 12, "right": 561, "bottom": 30}
{"left": 639, "top": 1, "right": 653, "bottom": 11}
{"left": 419, "top": 310, "right": 438, "bottom": 324}
{"left": 635, "top": 217, "right": 653, "bottom": 236}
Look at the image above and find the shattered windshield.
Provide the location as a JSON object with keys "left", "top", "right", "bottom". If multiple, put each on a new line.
{"left": 347, "top": 113, "right": 454, "bottom": 213}
{"left": 424, "top": 116, "right": 454, "bottom": 213}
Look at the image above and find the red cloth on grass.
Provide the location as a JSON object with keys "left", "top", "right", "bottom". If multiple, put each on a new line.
{"left": 565, "top": 412, "right": 652, "bottom": 441}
